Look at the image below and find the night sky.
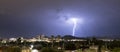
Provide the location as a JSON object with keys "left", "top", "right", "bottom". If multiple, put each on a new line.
{"left": 0, "top": 0, "right": 120, "bottom": 38}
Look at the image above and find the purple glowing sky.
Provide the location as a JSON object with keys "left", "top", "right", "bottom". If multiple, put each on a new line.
{"left": 0, "top": 0, "right": 120, "bottom": 38}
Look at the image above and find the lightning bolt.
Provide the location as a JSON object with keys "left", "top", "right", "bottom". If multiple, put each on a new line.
{"left": 72, "top": 20, "right": 77, "bottom": 36}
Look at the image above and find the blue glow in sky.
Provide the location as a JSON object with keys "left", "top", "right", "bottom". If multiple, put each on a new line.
{"left": 0, "top": 0, "right": 120, "bottom": 38}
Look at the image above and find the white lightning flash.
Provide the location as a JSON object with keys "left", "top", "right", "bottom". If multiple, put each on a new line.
{"left": 71, "top": 18, "right": 77, "bottom": 36}
{"left": 69, "top": 18, "right": 78, "bottom": 36}
{"left": 66, "top": 17, "right": 83, "bottom": 36}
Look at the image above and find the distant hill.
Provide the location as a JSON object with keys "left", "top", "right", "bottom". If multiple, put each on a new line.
{"left": 62, "top": 35, "right": 86, "bottom": 39}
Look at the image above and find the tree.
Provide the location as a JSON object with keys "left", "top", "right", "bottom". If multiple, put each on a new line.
{"left": 57, "top": 35, "right": 61, "bottom": 39}
{"left": 51, "top": 35, "right": 54, "bottom": 48}
{"left": 112, "top": 48, "right": 120, "bottom": 52}
{"left": 64, "top": 43, "right": 76, "bottom": 50}
{"left": 41, "top": 47, "right": 57, "bottom": 52}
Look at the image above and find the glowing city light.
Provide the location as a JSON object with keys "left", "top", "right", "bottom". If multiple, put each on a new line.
{"left": 31, "top": 49, "right": 39, "bottom": 52}
{"left": 30, "top": 45, "right": 34, "bottom": 50}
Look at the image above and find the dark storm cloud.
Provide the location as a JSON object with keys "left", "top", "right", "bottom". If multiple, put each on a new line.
{"left": 0, "top": 0, "right": 120, "bottom": 38}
